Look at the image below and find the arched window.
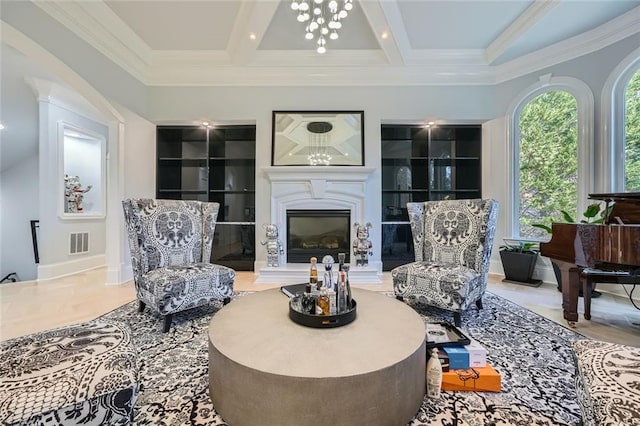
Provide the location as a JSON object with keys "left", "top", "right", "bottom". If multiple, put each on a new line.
{"left": 508, "top": 76, "right": 594, "bottom": 240}
{"left": 601, "top": 48, "right": 640, "bottom": 192}
{"left": 518, "top": 91, "right": 578, "bottom": 238}
{"left": 624, "top": 69, "right": 640, "bottom": 191}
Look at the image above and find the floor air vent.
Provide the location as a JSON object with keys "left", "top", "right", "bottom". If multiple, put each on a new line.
{"left": 69, "top": 232, "right": 89, "bottom": 255}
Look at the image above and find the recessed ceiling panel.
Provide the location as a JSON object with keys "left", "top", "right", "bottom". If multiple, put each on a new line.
{"left": 105, "top": 1, "right": 240, "bottom": 50}
{"left": 494, "top": 0, "right": 640, "bottom": 64}
{"left": 260, "top": 0, "right": 380, "bottom": 50}
{"left": 398, "top": 0, "right": 533, "bottom": 49}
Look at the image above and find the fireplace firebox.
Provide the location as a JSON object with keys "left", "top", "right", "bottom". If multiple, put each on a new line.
{"left": 286, "top": 209, "right": 351, "bottom": 263}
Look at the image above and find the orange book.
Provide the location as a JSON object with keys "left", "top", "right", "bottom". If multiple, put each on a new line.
{"left": 441, "top": 364, "right": 501, "bottom": 392}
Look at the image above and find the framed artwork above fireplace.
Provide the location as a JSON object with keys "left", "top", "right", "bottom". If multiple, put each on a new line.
{"left": 271, "top": 111, "right": 364, "bottom": 166}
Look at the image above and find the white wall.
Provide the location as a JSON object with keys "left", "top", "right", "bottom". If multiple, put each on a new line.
{"left": 37, "top": 101, "right": 109, "bottom": 279}
{"left": 116, "top": 104, "right": 156, "bottom": 282}
{"left": 0, "top": 154, "right": 39, "bottom": 281}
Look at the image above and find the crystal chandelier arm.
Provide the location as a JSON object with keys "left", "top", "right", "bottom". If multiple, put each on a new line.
{"left": 292, "top": 0, "right": 351, "bottom": 54}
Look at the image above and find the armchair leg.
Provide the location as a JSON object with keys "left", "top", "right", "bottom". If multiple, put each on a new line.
{"left": 163, "top": 314, "right": 173, "bottom": 333}
{"left": 453, "top": 312, "right": 462, "bottom": 327}
{"left": 138, "top": 301, "right": 146, "bottom": 313}
{"left": 475, "top": 298, "right": 483, "bottom": 310}
{"left": 223, "top": 297, "right": 231, "bottom": 305}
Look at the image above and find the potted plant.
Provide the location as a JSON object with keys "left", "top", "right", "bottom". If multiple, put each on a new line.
{"left": 499, "top": 239, "right": 542, "bottom": 286}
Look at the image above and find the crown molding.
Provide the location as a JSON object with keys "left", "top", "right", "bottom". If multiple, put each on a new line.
{"left": 31, "top": 0, "right": 639, "bottom": 87}
{"left": 495, "top": 5, "right": 640, "bottom": 84}
{"left": 145, "top": 63, "right": 496, "bottom": 87}
{"left": 32, "top": 0, "right": 151, "bottom": 82}
{"left": 406, "top": 49, "right": 487, "bottom": 66}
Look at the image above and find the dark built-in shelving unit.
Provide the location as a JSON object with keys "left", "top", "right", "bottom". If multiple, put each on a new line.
{"left": 380, "top": 124, "right": 482, "bottom": 270}
{"left": 156, "top": 125, "right": 256, "bottom": 270}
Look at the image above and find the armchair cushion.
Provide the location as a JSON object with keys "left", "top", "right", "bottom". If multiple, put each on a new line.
{"left": 392, "top": 262, "right": 480, "bottom": 310}
{"left": 140, "top": 263, "right": 235, "bottom": 315}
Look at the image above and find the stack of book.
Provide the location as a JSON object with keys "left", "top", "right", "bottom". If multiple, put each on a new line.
{"left": 426, "top": 322, "right": 501, "bottom": 392}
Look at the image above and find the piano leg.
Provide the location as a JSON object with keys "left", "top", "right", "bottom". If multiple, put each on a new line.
{"left": 582, "top": 274, "right": 592, "bottom": 320}
{"left": 557, "top": 261, "right": 580, "bottom": 326}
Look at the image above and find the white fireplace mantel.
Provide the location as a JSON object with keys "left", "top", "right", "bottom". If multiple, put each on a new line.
{"left": 262, "top": 166, "right": 377, "bottom": 182}
{"left": 257, "top": 166, "right": 381, "bottom": 284}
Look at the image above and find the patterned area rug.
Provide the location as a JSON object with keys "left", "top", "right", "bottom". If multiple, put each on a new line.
{"left": 101, "top": 292, "right": 584, "bottom": 425}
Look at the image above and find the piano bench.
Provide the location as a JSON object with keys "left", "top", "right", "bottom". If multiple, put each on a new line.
{"left": 579, "top": 268, "right": 640, "bottom": 320}
{"left": 572, "top": 340, "right": 640, "bottom": 426}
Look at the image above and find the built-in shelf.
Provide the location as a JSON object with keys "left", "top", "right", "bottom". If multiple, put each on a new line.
{"left": 381, "top": 124, "right": 482, "bottom": 270}
{"left": 156, "top": 125, "right": 256, "bottom": 271}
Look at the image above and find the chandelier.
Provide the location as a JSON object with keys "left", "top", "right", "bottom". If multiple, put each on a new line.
{"left": 291, "top": 0, "right": 353, "bottom": 54}
{"left": 307, "top": 122, "right": 333, "bottom": 165}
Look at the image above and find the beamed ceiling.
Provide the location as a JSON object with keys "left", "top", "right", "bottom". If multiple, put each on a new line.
{"left": 30, "top": 0, "right": 640, "bottom": 86}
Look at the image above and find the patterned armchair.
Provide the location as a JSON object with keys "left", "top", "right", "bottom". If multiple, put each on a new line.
{"left": 122, "top": 199, "right": 235, "bottom": 332}
{"left": 392, "top": 199, "right": 499, "bottom": 326}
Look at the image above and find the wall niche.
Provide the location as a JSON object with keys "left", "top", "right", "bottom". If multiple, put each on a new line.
{"left": 59, "top": 122, "right": 105, "bottom": 219}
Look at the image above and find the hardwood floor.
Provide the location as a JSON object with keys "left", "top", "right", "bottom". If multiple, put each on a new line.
{"left": 1, "top": 268, "right": 638, "bottom": 344}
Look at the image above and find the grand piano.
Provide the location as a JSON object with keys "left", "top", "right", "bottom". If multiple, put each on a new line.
{"left": 539, "top": 192, "right": 640, "bottom": 325}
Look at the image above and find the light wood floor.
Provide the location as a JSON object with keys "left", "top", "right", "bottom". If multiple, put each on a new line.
{"left": 1, "top": 268, "right": 638, "bottom": 345}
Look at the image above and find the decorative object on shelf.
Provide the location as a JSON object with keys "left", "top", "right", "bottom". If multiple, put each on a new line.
{"left": 290, "top": 0, "right": 353, "bottom": 54}
{"left": 64, "top": 174, "right": 92, "bottom": 213}
{"left": 352, "top": 222, "right": 373, "bottom": 266}
{"left": 272, "top": 111, "right": 364, "bottom": 166}
{"left": 261, "top": 224, "right": 284, "bottom": 267}
{"left": 498, "top": 239, "right": 542, "bottom": 287}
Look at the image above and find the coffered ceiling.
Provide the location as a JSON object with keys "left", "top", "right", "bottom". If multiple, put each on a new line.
{"left": 31, "top": 0, "right": 640, "bottom": 86}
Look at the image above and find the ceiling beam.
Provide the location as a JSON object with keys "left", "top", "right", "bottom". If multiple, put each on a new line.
{"left": 485, "top": 0, "right": 560, "bottom": 65}
{"left": 358, "top": 0, "right": 406, "bottom": 65}
{"left": 227, "top": 0, "right": 280, "bottom": 66}
{"left": 375, "top": 0, "right": 415, "bottom": 65}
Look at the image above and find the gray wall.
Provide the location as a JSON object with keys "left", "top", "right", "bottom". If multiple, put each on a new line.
{"left": 0, "top": 155, "right": 39, "bottom": 281}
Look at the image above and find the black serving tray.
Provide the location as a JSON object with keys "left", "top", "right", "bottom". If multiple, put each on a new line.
{"left": 289, "top": 297, "right": 357, "bottom": 328}
{"left": 425, "top": 322, "right": 471, "bottom": 348}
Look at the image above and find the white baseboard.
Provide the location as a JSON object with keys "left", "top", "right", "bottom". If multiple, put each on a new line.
{"left": 37, "top": 254, "right": 106, "bottom": 281}
{"left": 106, "top": 262, "right": 133, "bottom": 285}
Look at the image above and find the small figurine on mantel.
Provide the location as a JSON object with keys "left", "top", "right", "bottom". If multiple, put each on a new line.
{"left": 64, "top": 174, "right": 92, "bottom": 213}
{"left": 261, "top": 224, "right": 284, "bottom": 267}
{"left": 352, "top": 222, "right": 373, "bottom": 267}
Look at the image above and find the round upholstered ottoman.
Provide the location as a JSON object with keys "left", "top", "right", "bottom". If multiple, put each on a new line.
{"left": 572, "top": 340, "right": 640, "bottom": 426}
{"left": 0, "top": 319, "right": 140, "bottom": 425}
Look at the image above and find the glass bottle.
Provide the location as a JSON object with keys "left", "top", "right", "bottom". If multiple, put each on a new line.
{"left": 302, "top": 284, "right": 316, "bottom": 314}
{"left": 343, "top": 264, "right": 352, "bottom": 308}
{"left": 309, "top": 257, "right": 318, "bottom": 286}
{"left": 317, "top": 286, "right": 330, "bottom": 316}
